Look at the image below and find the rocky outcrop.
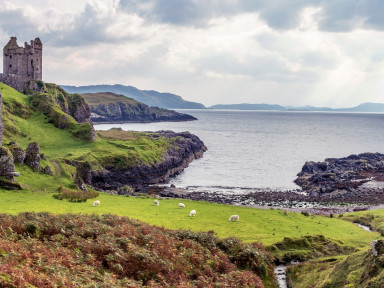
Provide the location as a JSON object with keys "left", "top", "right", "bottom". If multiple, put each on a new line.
{"left": 118, "top": 185, "right": 134, "bottom": 195}
{"left": 295, "top": 153, "right": 384, "bottom": 196}
{"left": 25, "top": 80, "right": 46, "bottom": 94}
{"left": 89, "top": 102, "right": 196, "bottom": 123}
{"left": 8, "top": 143, "right": 26, "bottom": 164}
{"left": 31, "top": 83, "right": 96, "bottom": 142}
{"left": 0, "top": 146, "right": 18, "bottom": 179}
{"left": 0, "top": 92, "right": 2, "bottom": 145}
{"left": 43, "top": 165, "right": 53, "bottom": 176}
{"left": 81, "top": 131, "right": 207, "bottom": 191}
{"left": 25, "top": 142, "right": 41, "bottom": 172}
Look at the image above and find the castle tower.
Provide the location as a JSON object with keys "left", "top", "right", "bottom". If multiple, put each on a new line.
{"left": 3, "top": 37, "right": 42, "bottom": 81}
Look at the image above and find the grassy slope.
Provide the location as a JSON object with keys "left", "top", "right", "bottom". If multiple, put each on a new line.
{"left": 287, "top": 247, "right": 384, "bottom": 287}
{"left": 1, "top": 82, "right": 382, "bottom": 287}
{"left": 343, "top": 209, "right": 384, "bottom": 235}
{"left": 1, "top": 83, "right": 173, "bottom": 180}
{"left": 284, "top": 210, "right": 384, "bottom": 287}
{"left": 0, "top": 189, "right": 378, "bottom": 247}
{"left": 81, "top": 92, "right": 137, "bottom": 105}
{"left": 0, "top": 82, "right": 379, "bottom": 247}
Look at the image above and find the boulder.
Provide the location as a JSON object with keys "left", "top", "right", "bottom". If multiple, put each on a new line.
{"left": 43, "top": 165, "right": 53, "bottom": 176}
{"left": 25, "top": 142, "right": 41, "bottom": 172}
{"left": 9, "top": 144, "right": 26, "bottom": 164}
{"left": 0, "top": 146, "right": 16, "bottom": 179}
{"left": 118, "top": 185, "right": 134, "bottom": 195}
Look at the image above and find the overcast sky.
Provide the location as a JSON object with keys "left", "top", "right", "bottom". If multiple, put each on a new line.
{"left": 1, "top": 0, "right": 384, "bottom": 107}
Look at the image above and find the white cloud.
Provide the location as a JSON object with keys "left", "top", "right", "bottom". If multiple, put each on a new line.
{"left": 1, "top": 0, "right": 384, "bottom": 107}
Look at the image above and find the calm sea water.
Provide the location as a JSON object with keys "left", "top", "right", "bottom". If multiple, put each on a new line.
{"left": 94, "top": 110, "right": 384, "bottom": 193}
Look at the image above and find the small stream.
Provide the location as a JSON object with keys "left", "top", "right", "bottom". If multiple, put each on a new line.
{"left": 274, "top": 223, "right": 372, "bottom": 288}
{"left": 355, "top": 223, "right": 372, "bottom": 232}
{"left": 274, "top": 265, "right": 287, "bottom": 288}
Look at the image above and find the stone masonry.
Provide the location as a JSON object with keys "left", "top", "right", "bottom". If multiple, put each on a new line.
{"left": 0, "top": 37, "right": 42, "bottom": 91}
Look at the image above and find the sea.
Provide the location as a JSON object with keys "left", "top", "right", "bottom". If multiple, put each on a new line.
{"left": 94, "top": 110, "right": 384, "bottom": 194}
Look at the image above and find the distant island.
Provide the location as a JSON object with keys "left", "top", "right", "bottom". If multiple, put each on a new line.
{"left": 209, "top": 102, "right": 384, "bottom": 113}
{"left": 82, "top": 92, "right": 197, "bottom": 123}
{"left": 61, "top": 84, "right": 206, "bottom": 109}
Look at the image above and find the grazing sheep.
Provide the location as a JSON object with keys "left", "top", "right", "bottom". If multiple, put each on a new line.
{"left": 178, "top": 203, "right": 185, "bottom": 208}
{"left": 93, "top": 200, "right": 100, "bottom": 207}
{"left": 189, "top": 210, "right": 196, "bottom": 217}
{"left": 229, "top": 215, "right": 239, "bottom": 222}
{"left": 154, "top": 200, "right": 159, "bottom": 206}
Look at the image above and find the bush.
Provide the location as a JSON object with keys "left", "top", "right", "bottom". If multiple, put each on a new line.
{"left": 0, "top": 213, "right": 266, "bottom": 288}
{"left": 301, "top": 211, "right": 310, "bottom": 217}
{"left": 53, "top": 185, "right": 99, "bottom": 202}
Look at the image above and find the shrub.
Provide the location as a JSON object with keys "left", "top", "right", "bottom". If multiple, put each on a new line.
{"left": 301, "top": 211, "right": 310, "bottom": 217}
{"left": 0, "top": 213, "right": 267, "bottom": 287}
{"left": 53, "top": 185, "right": 99, "bottom": 202}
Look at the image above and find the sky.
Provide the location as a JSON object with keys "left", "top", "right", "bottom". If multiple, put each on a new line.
{"left": 1, "top": 0, "right": 384, "bottom": 107}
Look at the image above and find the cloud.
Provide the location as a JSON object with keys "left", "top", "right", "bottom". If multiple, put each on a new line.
{"left": 1, "top": 0, "right": 384, "bottom": 107}
{"left": 118, "top": 0, "right": 384, "bottom": 32}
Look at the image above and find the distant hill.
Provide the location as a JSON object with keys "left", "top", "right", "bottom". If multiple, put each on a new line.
{"left": 335, "top": 102, "right": 384, "bottom": 112}
{"left": 209, "top": 102, "right": 384, "bottom": 113}
{"left": 81, "top": 92, "right": 197, "bottom": 123}
{"left": 210, "top": 103, "right": 285, "bottom": 110}
{"left": 61, "top": 84, "right": 205, "bottom": 109}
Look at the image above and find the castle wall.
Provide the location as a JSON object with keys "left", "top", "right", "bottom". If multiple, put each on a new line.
{"left": 0, "top": 73, "right": 30, "bottom": 92}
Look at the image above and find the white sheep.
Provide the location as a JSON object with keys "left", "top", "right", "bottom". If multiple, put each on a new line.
{"left": 154, "top": 200, "right": 159, "bottom": 206}
{"left": 93, "top": 200, "right": 100, "bottom": 206}
{"left": 178, "top": 203, "right": 185, "bottom": 208}
{"left": 229, "top": 215, "right": 239, "bottom": 222}
{"left": 189, "top": 209, "right": 196, "bottom": 217}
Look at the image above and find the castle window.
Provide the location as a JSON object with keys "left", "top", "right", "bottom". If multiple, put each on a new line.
{"left": 9, "top": 64, "right": 12, "bottom": 68}
{"left": 9, "top": 55, "right": 12, "bottom": 59}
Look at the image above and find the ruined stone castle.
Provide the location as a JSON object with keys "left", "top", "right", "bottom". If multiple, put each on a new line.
{"left": 0, "top": 37, "right": 42, "bottom": 91}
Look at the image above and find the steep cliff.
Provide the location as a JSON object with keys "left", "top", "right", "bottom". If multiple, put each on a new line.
{"left": 85, "top": 130, "right": 207, "bottom": 191}
{"left": 0, "top": 82, "right": 206, "bottom": 192}
{"left": 82, "top": 92, "right": 197, "bottom": 123}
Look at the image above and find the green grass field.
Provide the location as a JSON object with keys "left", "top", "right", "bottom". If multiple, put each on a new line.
{"left": 0, "top": 189, "right": 378, "bottom": 247}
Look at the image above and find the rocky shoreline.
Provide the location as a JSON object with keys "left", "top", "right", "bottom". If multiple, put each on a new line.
{"left": 154, "top": 186, "right": 384, "bottom": 215}
{"left": 88, "top": 131, "right": 207, "bottom": 191}
{"left": 151, "top": 152, "right": 384, "bottom": 215}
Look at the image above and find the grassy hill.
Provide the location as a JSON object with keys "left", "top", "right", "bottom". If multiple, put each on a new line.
{"left": 81, "top": 92, "right": 137, "bottom": 105}
{"left": 0, "top": 82, "right": 182, "bottom": 192}
{"left": 61, "top": 84, "right": 206, "bottom": 109}
{"left": 81, "top": 92, "right": 197, "bottom": 123}
{"left": 0, "top": 82, "right": 382, "bottom": 287}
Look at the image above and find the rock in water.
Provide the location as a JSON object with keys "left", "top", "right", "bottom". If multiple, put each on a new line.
{"left": 25, "top": 142, "right": 41, "bottom": 172}
{"left": 295, "top": 153, "right": 384, "bottom": 195}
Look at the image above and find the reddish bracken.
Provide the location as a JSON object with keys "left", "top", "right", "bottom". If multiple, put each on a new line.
{"left": 0, "top": 212, "right": 272, "bottom": 287}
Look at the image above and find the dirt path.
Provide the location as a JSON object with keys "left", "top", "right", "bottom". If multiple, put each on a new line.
{"left": 50, "top": 161, "right": 62, "bottom": 178}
